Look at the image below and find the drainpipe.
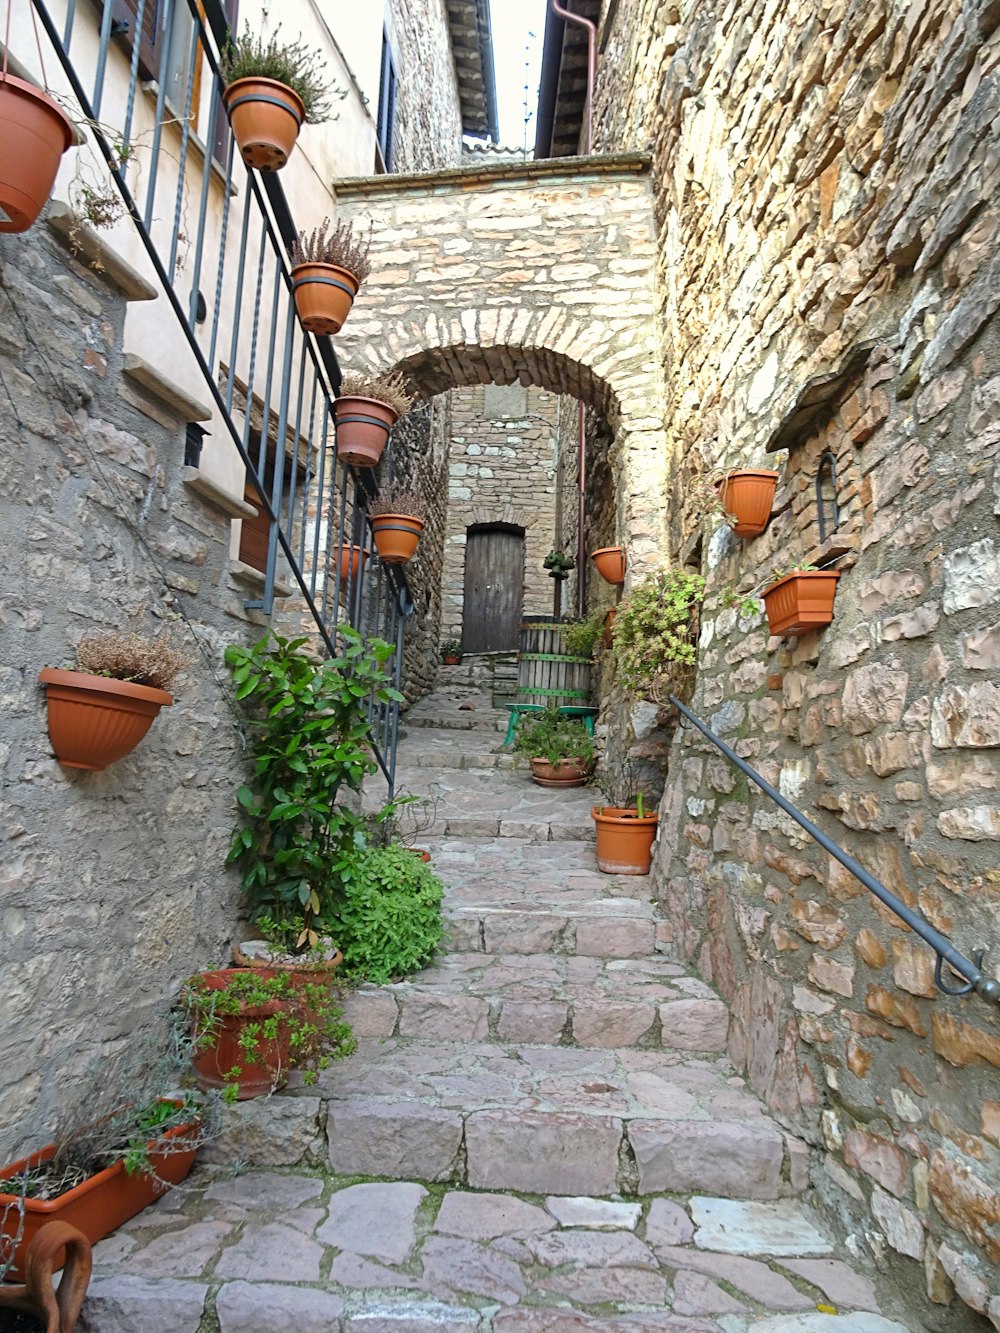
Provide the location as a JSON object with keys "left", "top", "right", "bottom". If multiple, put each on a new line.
{"left": 548, "top": 2, "right": 598, "bottom": 616}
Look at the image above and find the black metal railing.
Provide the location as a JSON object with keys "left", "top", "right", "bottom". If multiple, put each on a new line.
{"left": 31, "top": 0, "right": 410, "bottom": 788}
{"left": 669, "top": 695, "right": 1000, "bottom": 1007}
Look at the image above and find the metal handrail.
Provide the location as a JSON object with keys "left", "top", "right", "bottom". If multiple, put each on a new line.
{"left": 669, "top": 695, "right": 1000, "bottom": 1006}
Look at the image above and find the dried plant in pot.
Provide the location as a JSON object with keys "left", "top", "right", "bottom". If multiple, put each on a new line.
{"left": 368, "top": 481, "right": 428, "bottom": 564}
{"left": 220, "top": 24, "right": 342, "bottom": 170}
{"left": 39, "top": 628, "right": 188, "bottom": 770}
{"left": 290, "top": 217, "right": 372, "bottom": 336}
{"left": 0, "top": 72, "right": 74, "bottom": 233}
{"left": 335, "top": 369, "right": 414, "bottom": 467}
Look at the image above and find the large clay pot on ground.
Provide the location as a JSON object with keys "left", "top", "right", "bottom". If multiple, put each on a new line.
{"left": 0, "top": 75, "right": 74, "bottom": 234}
{"left": 188, "top": 969, "right": 293, "bottom": 1100}
{"left": 291, "top": 262, "right": 360, "bottom": 335}
{"left": 529, "top": 757, "right": 592, "bottom": 788}
{"left": 591, "top": 546, "right": 626, "bottom": 585}
{"left": 717, "top": 469, "right": 779, "bottom": 538}
{"left": 38, "top": 668, "right": 173, "bottom": 770}
{"left": 222, "top": 76, "right": 305, "bottom": 170}
{"left": 334, "top": 396, "right": 397, "bottom": 467}
{"left": 592, "top": 805, "right": 658, "bottom": 875}
{"left": 371, "top": 513, "right": 424, "bottom": 564}
{"left": 761, "top": 569, "right": 840, "bottom": 636}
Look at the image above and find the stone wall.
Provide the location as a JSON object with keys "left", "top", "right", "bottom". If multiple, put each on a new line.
{"left": 592, "top": 0, "right": 1000, "bottom": 1325}
{"left": 385, "top": 0, "right": 465, "bottom": 173}
{"left": 0, "top": 224, "right": 262, "bottom": 1154}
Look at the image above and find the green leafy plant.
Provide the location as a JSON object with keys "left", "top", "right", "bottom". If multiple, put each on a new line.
{"left": 221, "top": 24, "right": 342, "bottom": 122}
{"left": 612, "top": 569, "right": 705, "bottom": 700}
{"left": 336, "top": 845, "right": 445, "bottom": 984}
{"left": 561, "top": 610, "right": 603, "bottom": 659}
{"left": 224, "top": 628, "right": 404, "bottom": 951}
{"left": 291, "top": 217, "right": 373, "bottom": 281}
{"left": 512, "top": 708, "right": 595, "bottom": 768}
{"left": 441, "top": 639, "right": 462, "bottom": 661}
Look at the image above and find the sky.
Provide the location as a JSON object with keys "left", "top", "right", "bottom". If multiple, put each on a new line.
{"left": 488, "top": 0, "right": 549, "bottom": 151}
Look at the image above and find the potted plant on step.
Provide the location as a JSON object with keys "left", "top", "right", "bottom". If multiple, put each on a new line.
{"left": 39, "top": 628, "right": 188, "bottom": 770}
{"left": 441, "top": 638, "right": 462, "bottom": 666}
{"left": 221, "top": 25, "right": 341, "bottom": 171}
{"left": 613, "top": 568, "right": 705, "bottom": 703}
{"left": 591, "top": 545, "right": 626, "bottom": 585}
{"left": 368, "top": 481, "right": 428, "bottom": 564}
{"left": 0, "top": 72, "right": 74, "bottom": 233}
{"left": 290, "top": 217, "right": 372, "bottom": 336}
{"left": 591, "top": 761, "right": 658, "bottom": 876}
{"left": 760, "top": 563, "right": 840, "bottom": 636}
{"left": 513, "top": 707, "right": 595, "bottom": 787}
{"left": 334, "top": 368, "right": 414, "bottom": 467}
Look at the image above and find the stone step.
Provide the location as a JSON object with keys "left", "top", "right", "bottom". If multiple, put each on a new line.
{"left": 307, "top": 1038, "right": 809, "bottom": 1201}
{"left": 405, "top": 711, "right": 508, "bottom": 733}
{"left": 445, "top": 903, "right": 664, "bottom": 957}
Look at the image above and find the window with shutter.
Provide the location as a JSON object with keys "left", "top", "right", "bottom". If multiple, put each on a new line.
{"left": 376, "top": 27, "right": 398, "bottom": 172}
{"left": 89, "top": 0, "right": 162, "bottom": 82}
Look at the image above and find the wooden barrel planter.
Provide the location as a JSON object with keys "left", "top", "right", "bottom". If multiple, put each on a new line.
{"left": 516, "top": 617, "right": 591, "bottom": 709}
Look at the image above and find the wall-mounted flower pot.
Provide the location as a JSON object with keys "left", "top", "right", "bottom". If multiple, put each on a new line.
{"left": 222, "top": 76, "right": 305, "bottom": 171}
{"left": 717, "top": 469, "right": 779, "bottom": 538}
{"left": 529, "top": 757, "right": 592, "bottom": 788}
{"left": 0, "top": 1111, "right": 198, "bottom": 1280}
{"left": 332, "top": 544, "right": 368, "bottom": 583}
{"left": 592, "top": 546, "right": 626, "bottom": 585}
{"left": 38, "top": 668, "right": 173, "bottom": 771}
{"left": 762, "top": 569, "right": 841, "bottom": 636}
{"left": 189, "top": 969, "right": 293, "bottom": 1100}
{"left": 0, "top": 75, "right": 74, "bottom": 233}
{"left": 334, "top": 396, "right": 397, "bottom": 467}
{"left": 592, "top": 806, "right": 658, "bottom": 875}
{"left": 291, "top": 262, "right": 360, "bottom": 336}
{"left": 371, "top": 513, "right": 424, "bottom": 564}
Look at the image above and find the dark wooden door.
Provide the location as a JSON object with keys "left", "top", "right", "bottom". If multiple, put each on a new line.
{"left": 462, "top": 527, "right": 524, "bottom": 653}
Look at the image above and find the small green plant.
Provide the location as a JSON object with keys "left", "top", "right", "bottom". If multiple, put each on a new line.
{"left": 291, "top": 217, "right": 373, "bottom": 281}
{"left": 221, "top": 24, "right": 342, "bottom": 122}
{"left": 368, "top": 480, "right": 427, "bottom": 520}
{"left": 336, "top": 845, "right": 445, "bottom": 984}
{"left": 612, "top": 569, "right": 705, "bottom": 700}
{"left": 224, "top": 628, "right": 404, "bottom": 950}
{"left": 441, "top": 638, "right": 462, "bottom": 661}
{"left": 339, "top": 368, "right": 414, "bottom": 417}
{"left": 512, "top": 708, "right": 594, "bottom": 768}
{"left": 74, "top": 628, "right": 189, "bottom": 691}
{"left": 561, "top": 610, "right": 603, "bottom": 659}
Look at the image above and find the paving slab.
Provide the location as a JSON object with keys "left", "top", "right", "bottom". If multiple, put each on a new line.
{"left": 690, "top": 1196, "right": 835, "bottom": 1256}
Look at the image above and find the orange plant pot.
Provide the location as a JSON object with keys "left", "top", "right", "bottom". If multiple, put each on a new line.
{"left": 0, "top": 75, "right": 74, "bottom": 233}
{"left": 592, "top": 805, "right": 658, "bottom": 875}
{"left": 0, "top": 1112, "right": 198, "bottom": 1279}
{"left": 189, "top": 969, "right": 293, "bottom": 1100}
{"left": 529, "top": 757, "right": 592, "bottom": 788}
{"left": 716, "top": 469, "right": 779, "bottom": 538}
{"left": 332, "top": 544, "right": 369, "bottom": 583}
{"left": 291, "top": 262, "right": 359, "bottom": 336}
{"left": 762, "top": 569, "right": 840, "bottom": 637}
{"left": 602, "top": 607, "right": 617, "bottom": 649}
{"left": 371, "top": 513, "right": 424, "bottom": 564}
{"left": 223, "top": 76, "right": 305, "bottom": 171}
{"left": 592, "top": 546, "right": 626, "bottom": 585}
{"left": 39, "top": 668, "right": 172, "bottom": 771}
{"left": 334, "top": 396, "right": 398, "bottom": 467}
{"left": 408, "top": 849, "right": 432, "bottom": 863}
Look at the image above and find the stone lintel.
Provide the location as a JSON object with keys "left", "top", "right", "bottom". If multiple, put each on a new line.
{"left": 333, "top": 151, "right": 651, "bottom": 200}
{"left": 124, "top": 355, "right": 213, "bottom": 422}
{"left": 764, "top": 340, "right": 879, "bottom": 453}
{"left": 45, "top": 201, "right": 157, "bottom": 301}
{"left": 182, "top": 465, "right": 257, "bottom": 519}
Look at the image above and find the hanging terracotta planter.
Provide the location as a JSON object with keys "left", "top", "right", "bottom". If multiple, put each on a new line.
{"left": 332, "top": 544, "right": 368, "bottom": 583}
{"left": 592, "top": 546, "right": 626, "bottom": 586}
{"left": 716, "top": 469, "right": 779, "bottom": 538}
{"left": 38, "top": 669, "right": 173, "bottom": 771}
{"left": 188, "top": 969, "right": 293, "bottom": 1100}
{"left": 371, "top": 513, "right": 424, "bottom": 564}
{"left": 291, "top": 262, "right": 360, "bottom": 336}
{"left": 0, "top": 74, "right": 74, "bottom": 233}
{"left": 762, "top": 569, "right": 841, "bottom": 636}
{"left": 529, "top": 757, "right": 592, "bottom": 788}
{"left": 334, "top": 396, "right": 397, "bottom": 467}
{"left": 222, "top": 77, "right": 305, "bottom": 171}
{"left": 592, "top": 806, "right": 658, "bottom": 875}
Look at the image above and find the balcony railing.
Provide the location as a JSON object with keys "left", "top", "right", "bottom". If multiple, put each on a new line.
{"left": 31, "top": 0, "right": 410, "bottom": 789}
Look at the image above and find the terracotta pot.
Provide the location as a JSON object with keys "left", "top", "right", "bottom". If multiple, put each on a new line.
{"left": 222, "top": 76, "right": 305, "bottom": 170}
{"left": 371, "top": 513, "right": 424, "bottom": 564}
{"left": 0, "top": 1109, "right": 198, "bottom": 1279}
{"left": 334, "top": 396, "right": 398, "bottom": 467}
{"left": 291, "top": 261, "right": 360, "bottom": 336}
{"left": 592, "top": 546, "right": 626, "bottom": 585}
{"left": 591, "top": 805, "right": 658, "bottom": 875}
{"left": 716, "top": 469, "right": 779, "bottom": 538}
{"left": 529, "top": 757, "right": 592, "bottom": 788}
{"left": 407, "top": 848, "right": 432, "bottom": 863}
{"left": 442, "top": 655, "right": 462, "bottom": 666}
{"left": 0, "top": 1220, "right": 92, "bottom": 1329}
{"left": 189, "top": 968, "right": 293, "bottom": 1100}
{"left": 332, "top": 544, "right": 368, "bottom": 583}
{"left": 0, "top": 75, "right": 74, "bottom": 233}
{"left": 38, "top": 668, "right": 173, "bottom": 771}
{"left": 602, "top": 607, "right": 617, "bottom": 649}
{"left": 762, "top": 569, "right": 841, "bottom": 637}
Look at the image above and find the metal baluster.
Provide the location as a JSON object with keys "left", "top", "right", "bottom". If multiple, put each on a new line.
{"left": 206, "top": 128, "right": 235, "bottom": 367}
{"left": 120, "top": 0, "right": 148, "bottom": 154}
{"left": 258, "top": 294, "right": 298, "bottom": 616}
{"left": 90, "top": 0, "right": 118, "bottom": 119}
{"left": 143, "top": 0, "right": 180, "bottom": 230}
{"left": 167, "top": 11, "right": 202, "bottom": 277}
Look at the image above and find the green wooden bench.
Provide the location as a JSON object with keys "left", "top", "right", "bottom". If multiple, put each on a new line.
{"left": 504, "top": 703, "right": 598, "bottom": 747}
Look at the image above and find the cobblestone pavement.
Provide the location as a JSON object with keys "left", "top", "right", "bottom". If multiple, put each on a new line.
{"left": 79, "top": 688, "right": 917, "bottom": 1331}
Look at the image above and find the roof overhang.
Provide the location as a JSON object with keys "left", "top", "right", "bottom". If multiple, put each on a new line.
{"left": 534, "top": 0, "right": 601, "bottom": 159}
{"left": 445, "top": 0, "right": 499, "bottom": 142}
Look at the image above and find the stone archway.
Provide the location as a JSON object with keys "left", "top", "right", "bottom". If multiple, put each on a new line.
{"left": 331, "top": 154, "right": 670, "bottom": 577}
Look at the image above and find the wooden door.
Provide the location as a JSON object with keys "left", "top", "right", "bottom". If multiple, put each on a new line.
{"left": 462, "top": 526, "right": 524, "bottom": 653}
